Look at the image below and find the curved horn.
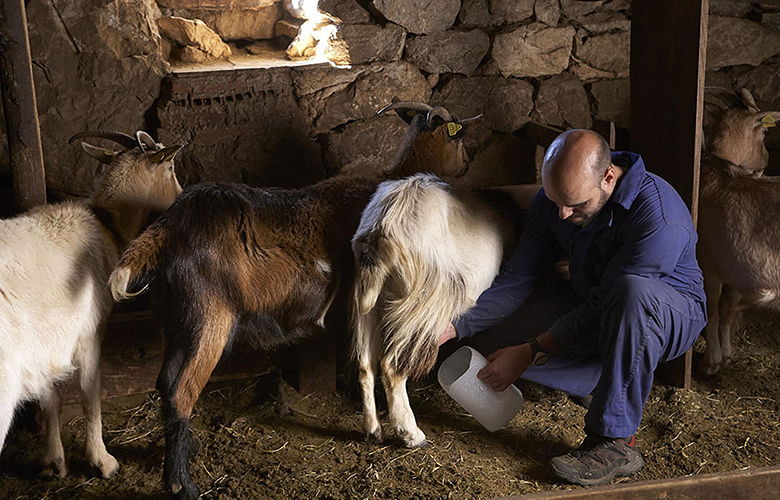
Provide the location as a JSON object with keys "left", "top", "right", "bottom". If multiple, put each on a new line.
{"left": 426, "top": 106, "right": 453, "bottom": 128}
{"left": 68, "top": 130, "right": 138, "bottom": 150}
{"left": 136, "top": 131, "right": 161, "bottom": 152}
{"left": 738, "top": 88, "right": 759, "bottom": 113}
{"left": 376, "top": 100, "right": 434, "bottom": 116}
{"left": 457, "top": 114, "right": 482, "bottom": 124}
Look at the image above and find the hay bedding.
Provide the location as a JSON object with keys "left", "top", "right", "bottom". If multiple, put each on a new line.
{"left": 1, "top": 311, "right": 778, "bottom": 499}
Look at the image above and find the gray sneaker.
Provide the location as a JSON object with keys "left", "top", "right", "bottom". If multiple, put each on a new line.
{"left": 550, "top": 435, "right": 644, "bottom": 486}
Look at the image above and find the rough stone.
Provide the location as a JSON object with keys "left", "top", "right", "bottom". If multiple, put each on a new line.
{"left": 175, "top": 45, "right": 210, "bottom": 62}
{"left": 570, "top": 59, "right": 616, "bottom": 81}
{"left": 560, "top": 0, "right": 604, "bottom": 19}
{"left": 764, "top": 12, "right": 780, "bottom": 32}
{"left": 275, "top": 19, "right": 301, "bottom": 39}
{"left": 490, "top": 0, "right": 534, "bottom": 24}
{"left": 534, "top": 73, "right": 592, "bottom": 129}
{"left": 320, "top": 0, "right": 372, "bottom": 23}
{"left": 298, "top": 61, "right": 431, "bottom": 133}
{"left": 707, "top": 16, "right": 780, "bottom": 70}
{"left": 458, "top": 0, "right": 499, "bottom": 28}
{"left": 579, "top": 11, "right": 630, "bottom": 33}
{"left": 195, "top": 5, "right": 282, "bottom": 40}
{"left": 372, "top": 0, "right": 460, "bottom": 34}
{"left": 734, "top": 62, "right": 780, "bottom": 106}
{"left": 709, "top": 0, "right": 752, "bottom": 17}
{"left": 24, "top": 0, "right": 169, "bottom": 195}
{"left": 324, "top": 115, "right": 409, "bottom": 173}
{"left": 492, "top": 24, "right": 575, "bottom": 78}
{"left": 432, "top": 76, "right": 534, "bottom": 133}
{"left": 590, "top": 78, "right": 630, "bottom": 128}
{"left": 404, "top": 30, "right": 490, "bottom": 75}
{"left": 600, "top": 0, "right": 630, "bottom": 12}
{"left": 337, "top": 23, "right": 406, "bottom": 65}
{"left": 158, "top": 0, "right": 278, "bottom": 7}
{"left": 535, "top": 0, "right": 561, "bottom": 26}
{"left": 157, "top": 16, "right": 232, "bottom": 58}
{"left": 577, "top": 31, "right": 629, "bottom": 76}
{"left": 292, "top": 65, "right": 368, "bottom": 97}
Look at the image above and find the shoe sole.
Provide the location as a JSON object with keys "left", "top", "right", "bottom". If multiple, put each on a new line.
{"left": 551, "top": 454, "right": 645, "bottom": 487}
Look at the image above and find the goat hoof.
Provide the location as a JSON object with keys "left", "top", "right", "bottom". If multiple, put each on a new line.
{"left": 365, "top": 429, "right": 383, "bottom": 444}
{"left": 172, "top": 480, "right": 201, "bottom": 500}
{"left": 93, "top": 453, "right": 120, "bottom": 479}
{"left": 41, "top": 457, "right": 67, "bottom": 478}
{"left": 398, "top": 430, "right": 428, "bottom": 449}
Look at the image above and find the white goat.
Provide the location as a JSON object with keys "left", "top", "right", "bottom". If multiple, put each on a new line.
{"left": 0, "top": 131, "right": 182, "bottom": 478}
{"left": 698, "top": 89, "right": 780, "bottom": 375}
{"left": 351, "top": 174, "right": 517, "bottom": 447}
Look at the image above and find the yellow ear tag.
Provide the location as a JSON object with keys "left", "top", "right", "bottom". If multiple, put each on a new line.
{"left": 447, "top": 122, "right": 463, "bottom": 136}
{"left": 762, "top": 115, "right": 776, "bottom": 128}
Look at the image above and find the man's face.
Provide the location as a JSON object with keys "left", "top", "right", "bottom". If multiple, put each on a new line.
{"left": 543, "top": 168, "right": 612, "bottom": 227}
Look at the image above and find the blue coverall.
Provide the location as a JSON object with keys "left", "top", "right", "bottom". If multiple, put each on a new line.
{"left": 453, "top": 152, "right": 707, "bottom": 439}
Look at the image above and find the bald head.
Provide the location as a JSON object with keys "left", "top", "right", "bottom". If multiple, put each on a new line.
{"left": 540, "top": 129, "right": 618, "bottom": 226}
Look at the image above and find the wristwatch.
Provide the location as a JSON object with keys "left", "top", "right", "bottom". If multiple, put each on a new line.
{"left": 528, "top": 337, "right": 550, "bottom": 366}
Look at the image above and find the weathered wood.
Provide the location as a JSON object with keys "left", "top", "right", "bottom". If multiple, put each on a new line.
{"left": 501, "top": 465, "right": 780, "bottom": 500}
{"left": 630, "top": 0, "right": 708, "bottom": 389}
{"left": 0, "top": 0, "right": 46, "bottom": 212}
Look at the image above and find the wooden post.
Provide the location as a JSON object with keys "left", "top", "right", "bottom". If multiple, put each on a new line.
{"left": 630, "top": 0, "right": 708, "bottom": 389}
{"left": 0, "top": 0, "right": 46, "bottom": 211}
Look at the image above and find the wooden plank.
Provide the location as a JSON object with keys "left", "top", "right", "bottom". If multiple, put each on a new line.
{"left": 520, "top": 122, "right": 565, "bottom": 149}
{"left": 501, "top": 465, "right": 780, "bottom": 500}
{"left": 630, "top": 0, "right": 708, "bottom": 389}
{"left": 0, "top": 0, "right": 46, "bottom": 212}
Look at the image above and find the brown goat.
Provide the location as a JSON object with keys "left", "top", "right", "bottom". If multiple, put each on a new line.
{"left": 108, "top": 102, "right": 480, "bottom": 499}
{"left": 697, "top": 88, "right": 780, "bottom": 375}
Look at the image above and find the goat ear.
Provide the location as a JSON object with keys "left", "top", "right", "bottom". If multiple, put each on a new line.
{"left": 136, "top": 131, "right": 159, "bottom": 152}
{"left": 80, "top": 142, "right": 119, "bottom": 164}
{"left": 450, "top": 114, "right": 483, "bottom": 139}
{"left": 148, "top": 143, "right": 184, "bottom": 164}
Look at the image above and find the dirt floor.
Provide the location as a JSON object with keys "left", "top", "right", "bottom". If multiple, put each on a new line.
{"left": 1, "top": 311, "right": 778, "bottom": 500}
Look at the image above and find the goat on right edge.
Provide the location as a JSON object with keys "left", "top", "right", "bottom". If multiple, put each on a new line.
{"left": 698, "top": 88, "right": 780, "bottom": 375}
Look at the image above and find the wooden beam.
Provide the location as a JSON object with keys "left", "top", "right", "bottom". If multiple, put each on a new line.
{"left": 0, "top": 0, "right": 46, "bottom": 212}
{"left": 630, "top": 0, "right": 708, "bottom": 389}
{"left": 500, "top": 465, "right": 780, "bottom": 500}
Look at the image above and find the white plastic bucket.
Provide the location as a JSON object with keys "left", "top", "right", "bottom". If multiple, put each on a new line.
{"left": 437, "top": 346, "right": 524, "bottom": 432}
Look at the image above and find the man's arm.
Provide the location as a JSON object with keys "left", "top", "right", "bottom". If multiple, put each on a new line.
{"left": 452, "top": 189, "right": 559, "bottom": 339}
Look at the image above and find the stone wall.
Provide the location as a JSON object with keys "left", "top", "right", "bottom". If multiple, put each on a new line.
{"left": 2, "top": 0, "right": 780, "bottom": 196}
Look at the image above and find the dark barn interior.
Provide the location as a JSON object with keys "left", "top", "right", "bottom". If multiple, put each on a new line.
{"left": 1, "top": 0, "right": 779, "bottom": 498}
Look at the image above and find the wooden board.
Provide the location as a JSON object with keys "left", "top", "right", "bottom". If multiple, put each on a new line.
{"left": 500, "top": 465, "right": 780, "bottom": 500}
{"left": 630, "top": 0, "right": 708, "bottom": 389}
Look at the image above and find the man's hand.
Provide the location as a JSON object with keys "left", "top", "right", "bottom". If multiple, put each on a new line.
{"left": 477, "top": 344, "right": 532, "bottom": 392}
{"left": 438, "top": 323, "right": 457, "bottom": 346}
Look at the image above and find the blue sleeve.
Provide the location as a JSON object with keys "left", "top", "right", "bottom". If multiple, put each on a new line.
{"left": 549, "top": 199, "right": 692, "bottom": 346}
{"left": 453, "top": 190, "right": 559, "bottom": 339}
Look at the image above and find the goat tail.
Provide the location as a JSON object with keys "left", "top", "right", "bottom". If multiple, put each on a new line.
{"left": 109, "top": 218, "right": 167, "bottom": 301}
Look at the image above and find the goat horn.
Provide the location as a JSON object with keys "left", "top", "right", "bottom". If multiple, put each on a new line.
{"left": 426, "top": 106, "right": 454, "bottom": 127}
{"left": 376, "top": 101, "right": 433, "bottom": 116}
{"left": 457, "top": 114, "right": 483, "bottom": 124}
{"left": 68, "top": 130, "right": 138, "bottom": 150}
{"left": 739, "top": 88, "right": 760, "bottom": 112}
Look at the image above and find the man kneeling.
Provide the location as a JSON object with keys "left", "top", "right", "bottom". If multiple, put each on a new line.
{"left": 439, "top": 130, "right": 706, "bottom": 486}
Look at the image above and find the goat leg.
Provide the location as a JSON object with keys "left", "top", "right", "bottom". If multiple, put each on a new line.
{"left": 380, "top": 358, "right": 427, "bottom": 448}
{"left": 39, "top": 388, "right": 67, "bottom": 478}
{"left": 700, "top": 276, "right": 724, "bottom": 376}
{"left": 76, "top": 335, "right": 119, "bottom": 479}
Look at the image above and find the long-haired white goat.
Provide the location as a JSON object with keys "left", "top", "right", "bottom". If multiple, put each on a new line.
{"left": 351, "top": 174, "right": 517, "bottom": 447}
{"left": 0, "top": 131, "right": 182, "bottom": 478}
